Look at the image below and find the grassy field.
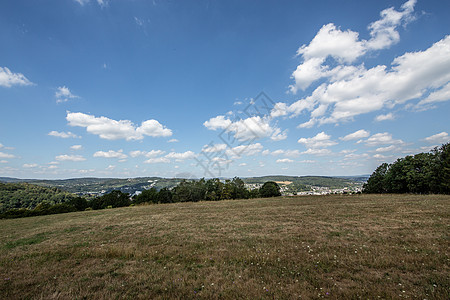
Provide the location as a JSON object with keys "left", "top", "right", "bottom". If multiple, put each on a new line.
{"left": 0, "top": 194, "right": 448, "bottom": 299}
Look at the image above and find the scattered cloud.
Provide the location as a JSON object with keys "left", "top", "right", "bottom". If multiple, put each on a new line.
{"left": 202, "top": 143, "right": 228, "bottom": 153}
{"left": 48, "top": 131, "right": 81, "bottom": 139}
{"left": 204, "top": 115, "right": 285, "bottom": 142}
{"left": 55, "top": 86, "right": 79, "bottom": 103}
{"left": 0, "top": 152, "right": 15, "bottom": 159}
{"left": 417, "top": 82, "right": 450, "bottom": 107}
{"left": 298, "top": 132, "right": 337, "bottom": 148}
{"left": 23, "top": 163, "right": 38, "bottom": 168}
{"left": 66, "top": 112, "right": 172, "bottom": 141}
{"left": 272, "top": 1, "right": 450, "bottom": 129}
{"left": 375, "top": 113, "right": 395, "bottom": 122}
{"left": 365, "top": 132, "right": 404, "bottom": 147}
{"left": 144, "top": 157, "right": 170, "bottom": 164}
{"left": 226, "top": 143, "right": 263, "bottom": 159}
{"left": 165, "top": 151, "right": 196, "bottom": 161}
{"left": 423, "top": 132, "right": 449, "bottom": 144}
{"left": 340, "top": 129, "right": 370, "bottom": 141}
{"left": 93, "top": 150, "right": 128, "bottom": 160}
{"left": 302, "top": 148, "right": 332, "bottom": 156}
{"left": 0, "top": 66, "right": 33, "bottom": 87}
{"left": 203, "top": 115, "right": 232, "bottom": 130}
{"left": 168, "top": 139, "right": 178, "bottom": 143}
{"left": 55, "top": 154, "right": 86, "bottom": 162}
{"left": 276, "top": 158, "right": 294, "bottom": 163}
{"left": 70, "top": 145, "right": 83, "bottom": 151}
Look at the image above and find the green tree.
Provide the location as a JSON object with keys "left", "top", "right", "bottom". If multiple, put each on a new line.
{"left": 363, "top": 163, "right": 389, "bottom": 193}
{"left": 259, "top": 181, "right": 281, "bottom": 198}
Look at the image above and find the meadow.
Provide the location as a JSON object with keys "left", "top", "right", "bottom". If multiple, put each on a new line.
{"left": 0, "top": 194, "right": 448, "bottom": 299}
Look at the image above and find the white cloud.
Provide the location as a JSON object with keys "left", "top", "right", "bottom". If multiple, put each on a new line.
{"left": 418, "top": 82, "right": 450, "bottom": 106}
{"left": 165, "top": 151, "right": 196, "bottom": 161}
{"left": 55, "top": 86, "right": 79, "bottom": 103}
{"left": 226, "top": 143, "right": 263, "bottom": 158}
{"left": 106, "top": 165, "right": 115, "bottom": 171}
{"left": 365, "top": 132, "right": 404, "bottom": 147}
{"left": 239, "top": 163, "right": 247, "bottom": 166}
{"left": 93, "top": 150, "right": 128, "bottom": 160}
{"left": 202, "top": 143, "right": 228, "bottom": 153}
{"left": 375, "top": 145, "right": 398, "bottom": 152}
{"left": 0, "top": 160, "right": 8, "bottom": 164}
{"left": 23, "top": 163, "right": 38, "bottom": 168}
{"left": 302, "top": 148, "right": 332, "bottom": 156}
{"left": 168, "top": 139, "right": 178, "bottom": 143}
{"left": 203, "top": 115, "right": 232, "bottom": 130}
{"left": 298, "top": 132, "right": 337, "bottom": 148}
{"left": 0, "top": 152, "right": 15, "bottom": 159}
{"left": 0, "top": 66, "right": 33, "bottom": 87}
{"left": 366, "top": 0, "right": 417, "bottom": 50}
{"left": 144, "top": 157, "right": 170, "bottom": 164}
{"left": 282, "top": 1, "right": 450, "bottom": 127}
{"left": 48, "top": 131, "right": 81, "bottom": 139}
{"left": 70, "top": 145, "right": 83, "bottom": 151}
{"left": 276, "top": 158, "right": 294, "bottom": 163}
{"left": 55, "top": 154, "right": 86, "bottom": 162}
{"left": 289, "top": 0, "right": 417, "bottom": 93}
{"left": 423, "top": 132, "right": 449, "bottom": 144}
{"left": 375, "top": 113, "right": 395, "bottom": 122}
{"left": 66, "top": 112, "right": 172, "bottom": 140}
{"left": 340, "top": 129, "right": 370, "bottom": 141}
{"left": 73, "top": 0, "right": 89, "bottom": 5}
{"left": 204, "top": 115, "right": 284, "bottom": 142}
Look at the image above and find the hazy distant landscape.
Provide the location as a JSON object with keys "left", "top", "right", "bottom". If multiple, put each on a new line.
{"left": 1, "top": 0, "right": 450, "bottom": 298}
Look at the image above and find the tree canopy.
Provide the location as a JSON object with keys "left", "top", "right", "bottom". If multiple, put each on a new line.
{"left": 363, "top": 143, "right": 450, "bottom": 194}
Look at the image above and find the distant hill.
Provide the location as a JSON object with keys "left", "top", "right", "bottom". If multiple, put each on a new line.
{"left": 0, "top": 182, "right": 79, "bottom": 212}
{"left": 0, "top": 175, "right": 366, "bottom": 196}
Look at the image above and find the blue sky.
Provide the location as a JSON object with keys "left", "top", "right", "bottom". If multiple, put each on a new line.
{"left": 1, "top": 0, "right": 449, "bottom": 179}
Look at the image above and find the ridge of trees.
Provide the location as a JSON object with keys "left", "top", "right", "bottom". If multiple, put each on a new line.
{"left": 0, "top": 178, "right": 281, "bottom": 219}
{"left": 363, "top": 143, "right": 450, "bottom": 194}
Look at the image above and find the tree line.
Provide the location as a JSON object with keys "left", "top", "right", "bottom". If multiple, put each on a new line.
{"left": 0, "top": 178, "right": 281, "bottom": 219}
{"left": 363, "top": 143, "right": 450, "bottom": 194}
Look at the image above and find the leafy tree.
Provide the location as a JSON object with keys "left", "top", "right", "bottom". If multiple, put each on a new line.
{"left": 134, "top": 187, "right": 158, "bottom": 204}
{"left": 363, "top": 163, "right": 389, "bottom": 193}
{"left": 157, "top": 188, "right": 173, "bottom": 203}
{"left": 259, "top": 181, "right": 281, "bottom": 198}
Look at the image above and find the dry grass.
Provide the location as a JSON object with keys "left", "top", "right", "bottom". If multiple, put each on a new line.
{"left": 0, "top": 194, "right": 449, "bottom": 299}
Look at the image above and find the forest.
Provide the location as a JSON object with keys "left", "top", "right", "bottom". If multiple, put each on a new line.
{"left": 0, "top": 178, "right": 280, "bottom": 219}
{"left": 363, "top": 143, "right": 450, "bottom": 194}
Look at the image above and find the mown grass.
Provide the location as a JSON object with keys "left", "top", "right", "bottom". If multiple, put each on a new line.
{"left": 0, "top": 194, "right": 448, "bottom": 299}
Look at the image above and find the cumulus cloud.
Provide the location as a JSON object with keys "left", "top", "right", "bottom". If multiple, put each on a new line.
{"left": 203, "top": 115, "right": 231, "bottom": 130}
{"left": 375, "top": 113, "right": 395, "bottom": 122}
{"left": 340, "top": 129, "right": 370, "bottom": 141}
{"left": 165, "top": 151, "right": 196, "bottom": 161}
{"left": 423, "top": 132, "right": 449, "bottom": 144}
{"left": 130, "top": 150, "right": 165, "bottom": 158}
{"left": 0, "top": 152, "right": 15, "bottom": 159}
{"left": 0, "top": 66, "right": 33, "bottom": 87}
{"left": 289, "top": 0, "right": 417, "bottom": 93}
{"left": 23, "top": 163, "right": 38, "bottom": 168}
{"left": 204, "top": 115, "right": 285, "bottom": 142}
{"left": 226, "top": 143, "right": 264, "bottom": 159}
{"left": 168, "top": 139, "right": 179, "bottom": 143}
{"left": 55, "top": 86, "right": 79, "bottom": 103}
{"left": 144, "top": 157, "right": 170, "bottom": 164}
{"left": 70, "top": 145, "right": 83, "bottom": 151}
{"left": 276, "top": 158, "right": 294, "bottom": 163}
{"left": 48, "top": 131, "right": 81, "bottom": 139}
{"left": 66, "top": 112, "right": 172, "bottom": 141}
{"left": 364, "top": 132, "right": 404, "bottom": 147}
{"left": 93, "top": 150, "right": 128, "bottom": 160}
{"left": 417, "top": 82, "right": 450, "bottom": 107}
{"left": 55, "top": 154, "right": 86, "bottom": 162}
{"left": 298, "top": 132, "right": 337, "bottom": 148}
{"left": 279, "top": 1, "right": 450, "bottom": 127}
{"left": 202, "top": 143, "right": 228, "bottom": 153}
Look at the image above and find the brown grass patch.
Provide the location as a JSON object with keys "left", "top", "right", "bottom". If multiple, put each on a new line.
{"left": 0, "top": 194, "right": 449, "bottom": 299}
